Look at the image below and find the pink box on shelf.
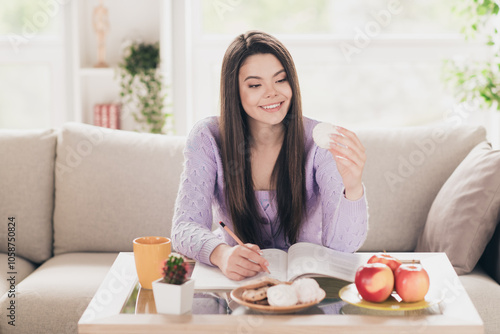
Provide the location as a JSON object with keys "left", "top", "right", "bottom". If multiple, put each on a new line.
{"left": 100, "top": 104, "right": 110, "bottom": 128}
{"left": 108, "top": 104, "right": 121, "bottom": 129}
{"left": 93, "top": 104, "right": 102, "bottom": 127}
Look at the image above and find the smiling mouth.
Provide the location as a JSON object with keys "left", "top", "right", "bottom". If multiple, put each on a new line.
{"left": 260, "top": 102, "right": 283, "bottom": 112}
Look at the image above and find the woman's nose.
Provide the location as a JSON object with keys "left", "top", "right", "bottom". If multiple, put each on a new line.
{"left": 265, "top": 85, "right": 278, "bottom": 98}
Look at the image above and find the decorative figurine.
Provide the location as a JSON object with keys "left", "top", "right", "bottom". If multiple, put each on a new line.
{"left": 93, "top": 0, "right": 109, "bottom": 68}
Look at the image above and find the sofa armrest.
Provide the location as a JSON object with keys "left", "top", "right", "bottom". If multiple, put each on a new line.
{"left": 479, "top": 218, "right": 500, "bottom": 284}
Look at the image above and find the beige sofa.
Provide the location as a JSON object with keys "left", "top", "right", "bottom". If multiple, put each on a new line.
{"left": 0, "top": 121, "right": 499, "bottom": 334}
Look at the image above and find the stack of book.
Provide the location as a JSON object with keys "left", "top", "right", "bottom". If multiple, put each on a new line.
{"left": 94, "top": 104, "right": 120, "bottom": 129}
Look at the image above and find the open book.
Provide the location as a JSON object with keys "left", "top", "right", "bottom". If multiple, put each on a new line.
{"left": 191, "top": 242, "right": 366, "bottom": 291}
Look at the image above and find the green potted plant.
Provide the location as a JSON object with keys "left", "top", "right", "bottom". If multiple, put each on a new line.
{"left": 118, "top": 41, "right": 172, "bottom": 134}
{"left": 152, "top": 254, "right": 195, "bottom": 314}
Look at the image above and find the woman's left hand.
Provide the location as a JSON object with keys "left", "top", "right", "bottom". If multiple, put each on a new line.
{"left": 328, "top": 126, "right": 366, "bottom": 201}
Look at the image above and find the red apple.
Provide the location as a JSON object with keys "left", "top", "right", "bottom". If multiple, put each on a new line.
{"left": 367, "top": 253, "right": 402, "bottom": 273}
{"left": 355, "top": 263, "right": 394, "bottom": 303}
{"left": 394, "top": 264, "right": 430, "bottom": 302}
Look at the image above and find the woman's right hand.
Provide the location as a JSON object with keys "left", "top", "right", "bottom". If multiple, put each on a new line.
{"left": 210, "top": 243, "right": 269, "bottom": 281}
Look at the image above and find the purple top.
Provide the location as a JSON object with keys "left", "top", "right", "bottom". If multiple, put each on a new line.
{"left": 171, "top": 116, "right": 368, "bottom": 266}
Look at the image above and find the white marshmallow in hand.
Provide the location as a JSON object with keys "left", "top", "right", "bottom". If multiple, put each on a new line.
{"left": 312, "top": 122, "right": 340, "bottom": 149}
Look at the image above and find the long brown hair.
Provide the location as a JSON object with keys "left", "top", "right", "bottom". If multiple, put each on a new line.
{"left": 219, "top": 31, "right": 305, "bottom": 247}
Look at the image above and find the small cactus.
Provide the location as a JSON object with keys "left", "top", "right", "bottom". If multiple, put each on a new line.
{"left": 161, "top": 254, "right": 188, "bottom": 285}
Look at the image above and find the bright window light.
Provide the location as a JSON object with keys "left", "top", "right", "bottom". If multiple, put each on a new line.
{"left": 0, "top": 64, "right": 51, "bottom": 129}
{"left": 185, "top": 0, "right": 475, "bottom": 129}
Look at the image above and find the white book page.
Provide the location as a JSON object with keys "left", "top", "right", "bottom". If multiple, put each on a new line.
{"left": 287, "top": 242, "right": 364, "bottom": 282}
{"left": 192, "top": 263, "right": 243, "bottom": 290}
{"left": 261, "top": 248, "right": 288, "bottom": 281}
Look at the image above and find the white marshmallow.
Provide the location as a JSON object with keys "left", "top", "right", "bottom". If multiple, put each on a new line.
{"left": 292, "top": 278, "right": 323, "bottom": 304}
{"left": 267, "top": 284, "right": 298, "bottom": 307}
{"left": 312, "top": 122, "right": 340, "bottom": 149}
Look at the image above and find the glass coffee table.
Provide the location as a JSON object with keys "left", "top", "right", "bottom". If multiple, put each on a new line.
{"left": 78, "top": 252, "right": 483, "bottom": 333}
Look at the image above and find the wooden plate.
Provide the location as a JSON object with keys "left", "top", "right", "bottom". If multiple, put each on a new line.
{"left": 230, "top": 284, "right": 326, "bottom": 314}
{"left": 339, "top": 283, "right": 443, "bottom": 311}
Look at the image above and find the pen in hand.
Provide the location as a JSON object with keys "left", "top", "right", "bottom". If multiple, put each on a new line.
{"left": 219, "top": 221, "right": 271, "bottom": 274}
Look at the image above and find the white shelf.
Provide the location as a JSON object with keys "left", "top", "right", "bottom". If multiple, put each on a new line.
{"left": 71, "top": 0, "right": 163, "bottom": 130}
{"left": 79, "top": 67, "right": 117, "bottom": 77}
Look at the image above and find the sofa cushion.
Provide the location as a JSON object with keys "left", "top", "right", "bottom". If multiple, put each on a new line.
{"left": 0, "top": 253, "right": 36, "bottom": 297}
{"left": 0, "top": 128, "right": 57, "bottom": 263}
{"left": 459, "top": 266, "right": 500, "bottom": 334}
{"left": 415, "top": 141, "right": 500, "bottom": 274}
{"left": 53, "top": 123, "right": 185, "bottom": 255}
{"left": 480, "top": 218, "right": 500, "bottom": 284}
{"left": 357, "top": 125, "right": 486, "bottom": 252}
{"left": 0, "top": 252, "right": 118, "bottom": 334}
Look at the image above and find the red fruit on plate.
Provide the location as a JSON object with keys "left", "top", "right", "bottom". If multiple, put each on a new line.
{"left": 394, "top": 264, "right": 430, "bottom": 302}
{"left": 355, "top": 263, "right": 394, "bottom": 303}
{"left": 367, "top": 253, "right": 402, "bottom": 273}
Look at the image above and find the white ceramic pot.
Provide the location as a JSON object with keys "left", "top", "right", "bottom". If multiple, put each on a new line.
{"left": 152, "top": 278, "right": 195, "bottom": 315}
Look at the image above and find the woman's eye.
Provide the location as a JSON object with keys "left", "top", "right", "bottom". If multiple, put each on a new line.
{"left": 277, "top": 78, "right": 287, "bottom": 83}
{"left": 249, "top": 84, "right": 261, "bottom": 88}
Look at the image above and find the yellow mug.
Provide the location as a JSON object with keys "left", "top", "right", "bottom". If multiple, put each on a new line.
{"left": 133, "top": 236, "right": 171, "bottom": 290}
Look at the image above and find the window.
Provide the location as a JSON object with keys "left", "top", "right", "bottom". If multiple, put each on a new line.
{"left": 0, "top": 0, "right": 67, "bottom": 129}
{"left": 0, "top": 64, "right": 52, "bottom": 128}
{"left": 172, "top": 0, "right": 484, "bottom": 134}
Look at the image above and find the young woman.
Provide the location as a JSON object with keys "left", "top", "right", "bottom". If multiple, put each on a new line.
{"left": 171, "top": 31, "right": 368, "bottom": 281}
